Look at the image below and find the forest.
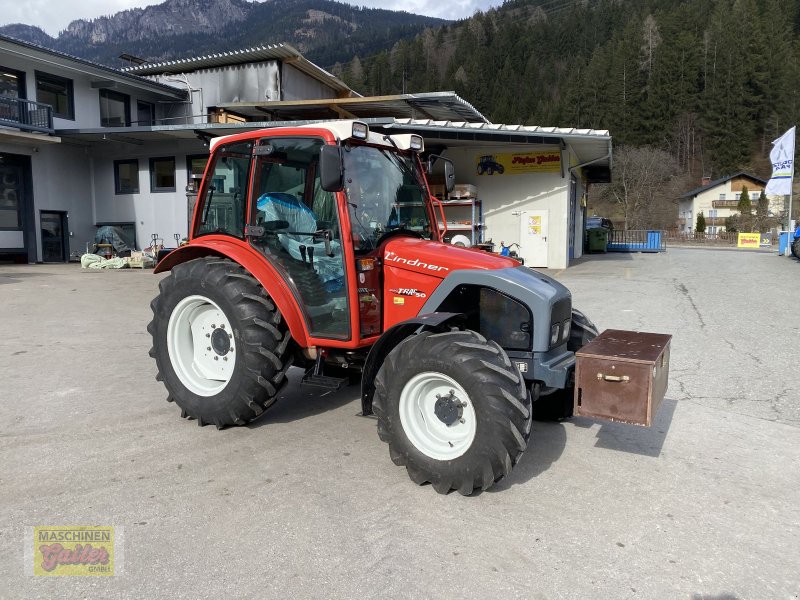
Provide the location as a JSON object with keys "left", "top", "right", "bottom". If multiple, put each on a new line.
{"left": 333, "top": 0, "right": 800, "bottom": 229}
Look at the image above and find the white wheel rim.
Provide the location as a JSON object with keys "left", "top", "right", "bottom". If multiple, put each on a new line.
{"left": 399, "top": 372, "right": 477, "bottom": 460}
{"left": 167, "top": 295, "right": 235, "bottom": 396}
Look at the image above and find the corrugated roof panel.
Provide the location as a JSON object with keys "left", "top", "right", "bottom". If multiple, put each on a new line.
{"left": 390, "top": 118, "right": 610, "bottom": 139}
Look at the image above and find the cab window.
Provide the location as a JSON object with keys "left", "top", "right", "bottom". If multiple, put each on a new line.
{"left": 195, "top": 141, "right": 252, "bottom": 237}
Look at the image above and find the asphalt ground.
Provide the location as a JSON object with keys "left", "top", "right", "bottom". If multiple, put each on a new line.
{"left": 1, "top": 248, "right": 798, "bottom": 599}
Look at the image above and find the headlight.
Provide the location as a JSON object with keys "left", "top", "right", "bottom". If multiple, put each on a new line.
{"left": 351, "top": 121, "right": 369, "bottom": 140}
{"left": 561, "top": 318, "right": 571, "bottom": 343}
{"left": 550, "top": 323, "right": 560, "bottom": 346}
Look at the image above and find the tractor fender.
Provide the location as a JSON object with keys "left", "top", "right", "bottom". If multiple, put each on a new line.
{"left": 154, "top": 238, "right": 311, "bottom": 347}
{"left": 361, "top": 312, "right": 465, "bottom": 416}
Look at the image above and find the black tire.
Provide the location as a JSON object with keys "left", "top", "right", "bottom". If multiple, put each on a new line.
{"left": 147, "top": 257, "right": 292, "bottom": 428}
{"left": 532, "top": 308, "right": 599, "bottom": 421}
{"left": 791, "top": 236, "right": 800, "bottom": 259}
{"left": 373, "top": 329, "right": 532, "bottom": 495}
{"left": 497, "top": 164, "right": 505, "bottom": 174}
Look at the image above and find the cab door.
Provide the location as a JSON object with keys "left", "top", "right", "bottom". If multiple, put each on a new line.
{"left": 246, "top": 137, "right": 351, "bottom": 340}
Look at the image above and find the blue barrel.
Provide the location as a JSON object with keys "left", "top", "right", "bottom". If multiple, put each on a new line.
{"left": 779, "top": 231, "right": 790, "bottom": 255}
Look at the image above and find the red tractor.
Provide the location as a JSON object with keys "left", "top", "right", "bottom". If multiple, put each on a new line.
{"left": 148, "top": 121, "right": 601, "bottom": 495}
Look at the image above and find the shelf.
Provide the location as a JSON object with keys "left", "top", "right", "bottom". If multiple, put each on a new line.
{"left": 439, "top": 199, "right": 478, "bottom": 205}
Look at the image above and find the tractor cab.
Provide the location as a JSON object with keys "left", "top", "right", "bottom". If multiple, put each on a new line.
{"left": 188, "top": 121, "right": 453, "bottom": 346}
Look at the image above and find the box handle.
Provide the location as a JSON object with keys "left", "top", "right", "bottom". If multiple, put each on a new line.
{"left": 597, "top": 373, "right": 630, "bottom": 382}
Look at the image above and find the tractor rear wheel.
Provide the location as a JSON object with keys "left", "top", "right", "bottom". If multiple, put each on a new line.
{"left": 373, "top": 329, "right": 531, "bottom": 495}
{"left": 792, "top": 236, "right": 800, "bottom": 259}
{"left": 148, "top": 257, "right": 292, "bottom": 428}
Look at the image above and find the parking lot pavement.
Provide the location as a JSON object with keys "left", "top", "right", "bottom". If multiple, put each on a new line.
{"left": 0, "top": 248, "right": 798, "bottom": 599}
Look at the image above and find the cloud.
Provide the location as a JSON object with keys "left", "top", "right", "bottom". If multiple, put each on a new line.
{"left": 0, "top": 0, "right": 500, "bottom": 37}
{"left": 349, "top": 0, "right": 497, "bottom": 20}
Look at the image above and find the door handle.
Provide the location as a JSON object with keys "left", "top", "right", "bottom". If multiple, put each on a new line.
{"left": 597, "top": 373, "right": 630, "bottom": 382}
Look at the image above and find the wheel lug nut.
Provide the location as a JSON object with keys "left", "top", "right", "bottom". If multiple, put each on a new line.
{"left": 459, "top": 418, "right": 465, "bottom": 424}
{"left": 228, "top": 333, "right": 233, "bottom": 339}
{"left": 214, "top": 356, "right": 219, "bottom": 361}
{"left": 207, "top": 346, "right": 211, "bottom": 351}
{"left": 206, "top": 333, "right": 210, "bottom": 338}
{"left": 223, "top": 357, "right": 228, "bottom": 362}
{"left": 211, "top": 324, "right": 216, "bottom": 328}
{"left": 220, "top": 324, "right": 225, "bottom": 329}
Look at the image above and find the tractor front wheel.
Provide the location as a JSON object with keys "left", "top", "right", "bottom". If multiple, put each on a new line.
{"left": 373, "top": 330, "right": 531, "bottom": 495}
{"left": 791, "top": 236, "right": 800, "bottom": 259}
{"left": 148, "top": 257, "right": 292, "bottom": 428}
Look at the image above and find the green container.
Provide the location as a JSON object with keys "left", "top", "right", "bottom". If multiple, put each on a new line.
{"left": 587, "top": 228, "right": 608, "bottom": 253}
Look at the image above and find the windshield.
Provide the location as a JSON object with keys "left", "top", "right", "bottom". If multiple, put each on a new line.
{"left": 342, "top": 144, "right": 432, "bottom": 251}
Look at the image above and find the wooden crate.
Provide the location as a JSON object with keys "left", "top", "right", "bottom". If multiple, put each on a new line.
{"left": 574, "top": 329, "right": 672, "bottom": 426}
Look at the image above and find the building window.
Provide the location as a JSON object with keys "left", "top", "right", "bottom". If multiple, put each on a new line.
{"left": 0, "top": 66, "right": 26, "bottom": 100}
{"left": 136, "top": 100, "right": 154, "bottom": 126}
{"left": 114, "top": 159, "right": 140, "bottom": 194}
{"left": 35, "top": 71, "right": 74, "bottom": 120}
{"left": 100, "top": 89, "right": 130, "bottom": 127}
{"left": 719, "top": 193, "right": 726, "bottom": 200}
{"left": 150, "top": 157, "right": 176, "bottom": 192}
{"left": 709, "top": 209, "right": 717, "bottom": 218}
{"left": 0, "top": 161, "right": 22, "bottom": 229}
{"left": 186, "top": 154, "right": 209, "bottom": 192}
{"left": 735, "top": 193, "right": 741, "bottom": 201}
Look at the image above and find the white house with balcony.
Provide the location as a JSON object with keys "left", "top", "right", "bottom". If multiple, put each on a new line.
{"left": 677, "top": 172, "right": 774, "bottom": 234}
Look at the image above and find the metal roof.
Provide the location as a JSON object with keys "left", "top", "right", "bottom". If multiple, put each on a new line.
{"left": 122, "top": 43, "right": 354, "bottom": 97}
{"left": 379, "top": 119, "right": 611, "bottom": 166}
{"left": 57, "top": 116, "right": 611, "bottom": 166}
{"left": 386, "top": 118, "right": 609, "bottom": 140}
{"left": 0, "top": 34, "right": 187, "bottom": 100}
{"left": 218, "top": 92, "right": 488, "bottom": 123}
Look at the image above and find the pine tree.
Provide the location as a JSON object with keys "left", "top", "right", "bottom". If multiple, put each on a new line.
{"left": 738, "top": 186, "right": 753, "bottom": 232}
{"left": 696, "top": 211, "right": 707, "bottom": 233}
{"left": 756, "top": 190, "right": 769, "bottom": 232}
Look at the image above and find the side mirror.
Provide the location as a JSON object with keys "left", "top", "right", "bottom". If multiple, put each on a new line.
{"left": 319, "top": 146, "right": 344, "bottom": 192}
{"left": 427, "top": 153, "right": 456, "bottom": 193}
{"left": 444, "top": 160, "right": 455, "bottom": 193}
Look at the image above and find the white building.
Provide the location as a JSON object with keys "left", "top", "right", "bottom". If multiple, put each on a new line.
{"left": 677, "top": 172, "right": 780, "bottom": 234}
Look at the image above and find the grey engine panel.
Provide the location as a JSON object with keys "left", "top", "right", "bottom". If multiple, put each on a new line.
{"left": 420, "top": 266, "right": 572, "bottom": 353}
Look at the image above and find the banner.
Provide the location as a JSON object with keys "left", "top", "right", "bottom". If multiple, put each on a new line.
{"left": 476, "top": 151, "right": 561, "bottom": 176}
{"left": 737, "top": 233, "right": 761, "bottom": 248}
{"left": 765, "top": 126, "right": 795, "bottom": 195}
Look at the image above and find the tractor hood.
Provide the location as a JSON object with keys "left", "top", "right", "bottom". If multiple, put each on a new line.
{"left": 382, "top": 237, "right": 518, "bottom": 278}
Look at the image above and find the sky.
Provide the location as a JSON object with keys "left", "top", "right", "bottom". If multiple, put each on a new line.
{"left": 1, "top": 0, "right": 502, "bottom": 37}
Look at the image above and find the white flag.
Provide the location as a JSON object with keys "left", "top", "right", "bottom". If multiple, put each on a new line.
{"left": 765, "top": 126, "right": 795, "bottom": 196}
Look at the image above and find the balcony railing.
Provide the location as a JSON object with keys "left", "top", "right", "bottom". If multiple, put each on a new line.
{"left": 0, "top": 96, "right": 54, "bottom": 134}
{"left": 712, "top": 199, "right": 740, "bottom": 208}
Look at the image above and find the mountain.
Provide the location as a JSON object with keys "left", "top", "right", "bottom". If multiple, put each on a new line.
{"left": 0, "top": 24, "right": 55, "bottom": 47}
{"left": 0, "top": 0, "right": 447, "bottom": 68}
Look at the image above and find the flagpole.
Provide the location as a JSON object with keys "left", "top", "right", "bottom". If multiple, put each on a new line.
{"left": 789, "top": 189, "right": 794, "bottom": 256}
{"left": 789, "top": 128, "right": 795, "bottom": 255}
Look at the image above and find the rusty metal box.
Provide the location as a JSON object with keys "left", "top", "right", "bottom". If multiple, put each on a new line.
{"left": 574, "top": 329, "right": 672, "bottom": 426}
